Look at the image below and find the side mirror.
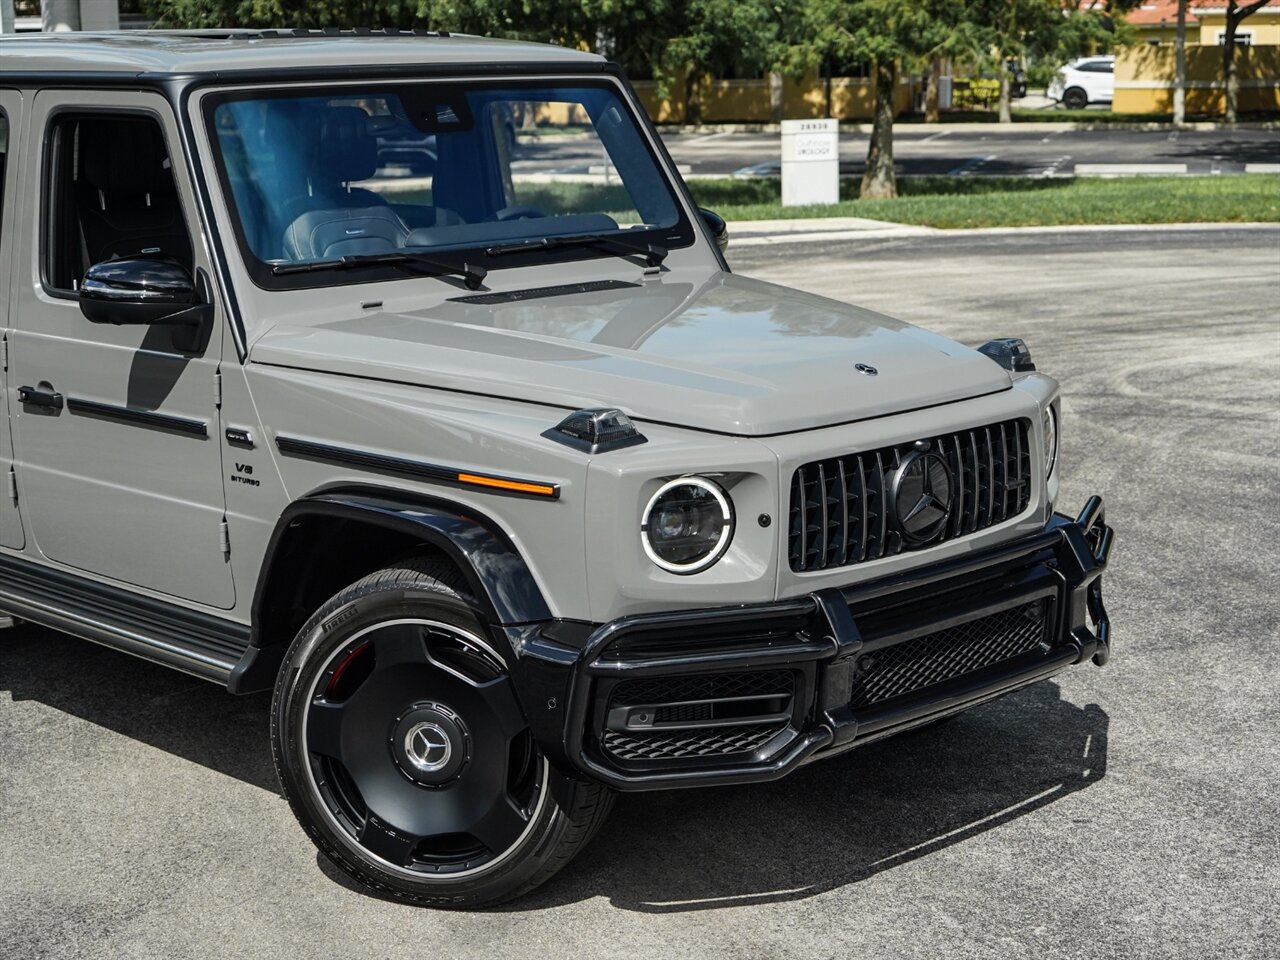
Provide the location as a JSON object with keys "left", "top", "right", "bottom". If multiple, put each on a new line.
{"left": 79, "top": 258, "right": 213, "bottom": 353}
{"left": 699, "top": 208, "right": 728, "bottom": 254}
{"left": 79, "top": 257, "right": 203, "bottom": 326}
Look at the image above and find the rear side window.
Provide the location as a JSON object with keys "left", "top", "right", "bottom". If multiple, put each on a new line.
{"left": 44, "top": 112, "right": 193, "bottom": 293}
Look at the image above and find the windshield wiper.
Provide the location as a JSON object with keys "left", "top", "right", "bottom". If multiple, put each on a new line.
{"left": 485, "top": 233, "right": 668, "bottom": 268}
{"left": 272, "top": 252, "right": 487, "bottom": 290}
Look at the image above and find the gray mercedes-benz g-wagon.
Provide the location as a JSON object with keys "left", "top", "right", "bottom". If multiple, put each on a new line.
{"left": 0, "top": 29, "right": 1114, "bottom": 907}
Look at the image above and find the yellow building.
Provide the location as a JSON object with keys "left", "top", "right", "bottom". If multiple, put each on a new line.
{"left": 1192, "top": 2, "right": 1280, "bottom": 45}
{"left": 631, "top": 70, "right": 915, "bottom": 125}
{"left": 1115, "top": 0, "right": 1280, "bottom": 113}
{"left": 1124, "top": 0, "right": 1199, "bottom": 44}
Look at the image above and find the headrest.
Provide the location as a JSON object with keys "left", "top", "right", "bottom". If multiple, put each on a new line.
{"left": 80, "top": 119, "right": 174, "bottom": 196}
{"left": 312, "top": 107, "right": 377, "bottom": 185}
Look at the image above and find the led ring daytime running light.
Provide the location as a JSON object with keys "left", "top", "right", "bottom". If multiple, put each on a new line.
{"left": 641, "top": 476, "right": 734, "bottom": 575}
{"left": 1044, "top": 405, "right": 1059, "bottom": 479}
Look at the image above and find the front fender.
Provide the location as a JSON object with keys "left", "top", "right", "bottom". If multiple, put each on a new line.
{"left": 228, "top": 487, "right": 553, "bottom": 694}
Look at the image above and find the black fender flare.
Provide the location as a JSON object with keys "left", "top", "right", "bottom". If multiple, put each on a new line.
{"left": 229, "top": 487, "right": 553, "bottom": 693}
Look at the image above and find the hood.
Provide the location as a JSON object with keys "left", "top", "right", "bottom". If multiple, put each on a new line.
{"left": 249, "top": 271, "right": 1011, "bottom": 436}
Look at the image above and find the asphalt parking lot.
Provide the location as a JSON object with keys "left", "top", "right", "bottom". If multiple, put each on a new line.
{"left": 517, "top": 127, "right": 1280, "bottom": 178}
{"left": 2, "top": 225, "right": 1278, "bottom": 959}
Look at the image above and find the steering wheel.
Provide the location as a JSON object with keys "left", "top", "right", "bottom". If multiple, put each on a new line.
{"left": 493, "top": 205, "right": 546, "bottom": 222}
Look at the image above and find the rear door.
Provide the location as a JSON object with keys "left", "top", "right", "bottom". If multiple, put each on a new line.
{"left": 0, "top": 91, "right": 25, "bottom": 550}
{"left": 9, "top": 89, "right": 234, "bottom": 609}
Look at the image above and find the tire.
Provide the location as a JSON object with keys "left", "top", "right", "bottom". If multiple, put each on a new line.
{"left": 271, "top": 556, "right": 613, "bottom": 908}
{"left": 1062, "top": 87, "right": 1088, "bottom": 110}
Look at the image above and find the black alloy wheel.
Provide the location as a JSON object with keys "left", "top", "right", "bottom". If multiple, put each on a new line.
{"left": 272, "top": 557, "right": 613, "bottom": 907}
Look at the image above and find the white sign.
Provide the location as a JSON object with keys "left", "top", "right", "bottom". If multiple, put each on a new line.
{"left": 780, "top": 118, "right": 839, "bottom": 206}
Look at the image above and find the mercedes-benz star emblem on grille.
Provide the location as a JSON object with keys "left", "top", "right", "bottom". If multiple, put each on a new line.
{"left": 854, "top": 363, "right": 878, "bottom": 376}
{"left": 404, "top": 721, "right": 452, "bottom": 772}
{"left": 890, "top": 450, "right": 954, "bottom": 544}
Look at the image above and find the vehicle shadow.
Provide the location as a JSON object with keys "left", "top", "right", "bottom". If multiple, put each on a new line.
{"left": 0, "top": 625, "right": 278, "bottom": 793}
{"left": 514, "top": 680, "right": 1108, "bottom": 913}
{"left": 3, "top": 624, "right": 1108, "bottom": 913}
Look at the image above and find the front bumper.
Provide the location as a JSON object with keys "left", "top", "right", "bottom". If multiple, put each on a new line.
{"left": 514, "top": 496, "right": 1113, "bottom": 792}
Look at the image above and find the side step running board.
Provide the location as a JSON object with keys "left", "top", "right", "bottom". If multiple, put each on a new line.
{"left": 0, "top": 554, "right": 249, "bottom": 685}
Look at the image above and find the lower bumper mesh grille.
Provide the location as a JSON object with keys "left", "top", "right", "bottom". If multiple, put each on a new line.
{"left": 601, "top": 725, "right": 783, "bottom": 762}
{"left": 851, "top": 599, "right": 1051, "bottom": 710}
{"left": 609, "top": 671, "right": 793, "bottom": 706}
{"left": 599, "top": 671, "right": 795, "bottom": 765}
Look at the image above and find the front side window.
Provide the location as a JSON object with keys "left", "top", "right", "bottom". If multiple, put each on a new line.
{"left": 44, "top": 112, "right": 193, "bottom": 293}
{"left": 206, "top": 80, "right": 692, "bottom": 288}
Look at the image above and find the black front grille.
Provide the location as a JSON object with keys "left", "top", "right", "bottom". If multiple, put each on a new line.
{"left": 850, "top": 599, "right": 1050, "bottom": 709}
{"left": 788, "top": 418, "right": 1033, "bottom": 572}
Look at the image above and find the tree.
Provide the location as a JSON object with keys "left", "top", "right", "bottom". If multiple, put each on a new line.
{"left": 971, "top": 1, "right": 1124, "bottom": 124}
{"left": 1221, "top": 0, "right": 1272, "bottom": 123}
{"left": 788, "top": 0, "right": 971, "bottom": 199}
{"left": 644, "top": 0, "right": 788, "bottom": 124}
{"left": 144, "top": 0, "right": 595, "bottom": 39}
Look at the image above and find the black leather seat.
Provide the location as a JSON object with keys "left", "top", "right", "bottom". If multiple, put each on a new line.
{"left": 281, "top": 107, "right": 411, "bottom": 260}
{"left": 76, "top": 118, "right": 192, "bottom": 270}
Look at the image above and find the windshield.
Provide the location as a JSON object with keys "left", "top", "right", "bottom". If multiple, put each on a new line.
{"left": 206, "top": 80, "right": 693, "bottom": 288}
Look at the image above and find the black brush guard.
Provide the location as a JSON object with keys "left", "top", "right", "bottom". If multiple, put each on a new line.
{"left": 515, "top": 497, "right": 1112, "bottom": 792}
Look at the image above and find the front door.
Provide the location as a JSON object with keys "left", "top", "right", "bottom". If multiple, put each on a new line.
{"left": 9, "top": 90, "right": 234, "bottom": 609}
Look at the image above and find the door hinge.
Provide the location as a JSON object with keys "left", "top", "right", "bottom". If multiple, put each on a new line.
{"left": 7, "top": 468, "right": 16, "bottom": 506}
{"left": 214, "top": 369, "right": 223, "bottom": 409}
{"left": 219, "top": 518, "right": 230, "bottom": 558}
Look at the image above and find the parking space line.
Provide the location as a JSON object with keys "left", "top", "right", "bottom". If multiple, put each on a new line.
{"left": 1038, "top": 155, "right": 1072, "bottom": 178}
{"left": 921, "top": 131, "right": 950, "bottom": 143}
{"left": 686, "top": 131, "right": 734, "bottom": 145}
{"left": 949, "top": 155, "right": 996, "bottom": 176}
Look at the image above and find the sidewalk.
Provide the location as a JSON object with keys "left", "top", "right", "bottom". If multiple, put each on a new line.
{"left": 726, "top": 216, "right": 1278, "bottom": 246}
{"left": 728, "top": 217, "right": 933, "bottom": 245}
{"left": 661, "top": 119, "right": 1280, "bottom": 135}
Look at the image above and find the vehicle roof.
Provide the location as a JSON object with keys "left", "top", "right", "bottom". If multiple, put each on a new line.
{"left": 0, "top": 30, "right": 605, "bottom": 77}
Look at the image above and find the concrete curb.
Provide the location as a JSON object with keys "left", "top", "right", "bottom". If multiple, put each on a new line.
{"left": 726, "top": 218, "right": 1278, "bottom": 246}
{"left": 659, "top": 119, "right": 1280, "bottom": 135}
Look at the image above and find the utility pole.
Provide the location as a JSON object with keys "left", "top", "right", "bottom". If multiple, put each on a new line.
{"left": 1173, "top": 0, "right": 1188, "bottom": 127}
{"left": 1, "top": 0, "right": 15, "bottom": 35}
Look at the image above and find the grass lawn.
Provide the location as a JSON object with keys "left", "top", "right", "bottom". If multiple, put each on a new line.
{"left": 895, "top": 108, "right": 1280, "bottom": 125}
{"left": 686, "top": 175, "right": 1280, "bottom": 228}
{"left": 376, "top": 175, "right": 1279, "bottom": 230}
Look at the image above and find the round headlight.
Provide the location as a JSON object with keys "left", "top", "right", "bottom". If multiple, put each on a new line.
{"left": 1044, "top": 405, "right": 1058, "bottom": 478}
{"left": 641, "top": 477, "right": 734, "bottom": 575}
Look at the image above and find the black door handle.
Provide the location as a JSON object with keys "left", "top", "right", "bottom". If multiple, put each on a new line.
{"left": 17, "top": 386, "right": 64, "bottom": 411}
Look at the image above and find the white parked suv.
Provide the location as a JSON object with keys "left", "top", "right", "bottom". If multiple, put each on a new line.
{"left": 1048, "top": 56, "right": 1115, "bottom": 110}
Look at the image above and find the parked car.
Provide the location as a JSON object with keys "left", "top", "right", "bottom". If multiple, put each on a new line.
{"left": 1007, "top": 59, "right": 1028, "bottom": 99}
{"left": 0, "top": 29, "right": 1115, "bottom": 909}
{"left": 1048, "top": 55, "right": 1115, "bottom": 109}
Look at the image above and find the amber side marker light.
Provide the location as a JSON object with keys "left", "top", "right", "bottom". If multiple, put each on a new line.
{"left": 457, "top": 472, "right": 559, "bottom": 498}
